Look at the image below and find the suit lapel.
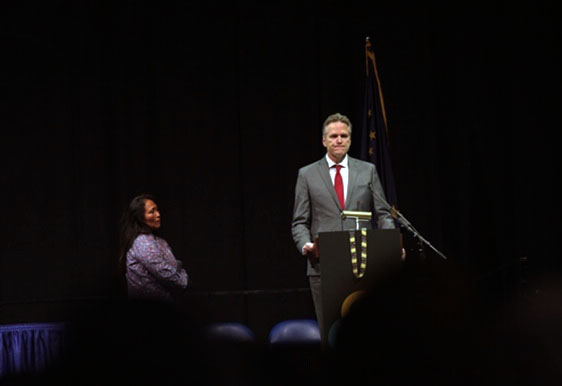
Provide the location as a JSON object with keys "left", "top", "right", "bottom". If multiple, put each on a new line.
{"left": 346, "top": 157, "right": 358, "bottom": 209}
{"left": 316, "top": 158, "right": 343, "bottom": 211}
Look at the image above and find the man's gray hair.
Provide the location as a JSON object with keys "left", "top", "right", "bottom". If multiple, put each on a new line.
{"left": 322, "top": 113, "right": 352, "bottom": 136}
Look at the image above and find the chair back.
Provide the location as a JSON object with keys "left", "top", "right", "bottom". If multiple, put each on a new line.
{"left": 205, "top": 322, "right": 256, "bottom": 343}
{"left": 268, "top": 319, "right": 321, "bottom": 346}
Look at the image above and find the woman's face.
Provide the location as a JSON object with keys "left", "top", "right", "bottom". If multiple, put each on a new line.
{"left": 144, "top": 199, "right": 161, "bottom": 230}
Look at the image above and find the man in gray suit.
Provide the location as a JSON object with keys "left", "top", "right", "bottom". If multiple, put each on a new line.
{"left": 291, "top": 112, "right": 396, "bottom": 333}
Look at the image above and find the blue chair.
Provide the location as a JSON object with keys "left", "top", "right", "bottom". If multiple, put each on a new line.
{"left": 205, "top": 322, "right": 256, "bottom": 343}
{"left": 268, "top": 319, "right": 321, "bottom": 346}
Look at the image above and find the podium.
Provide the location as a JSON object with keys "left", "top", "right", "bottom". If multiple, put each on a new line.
{"left": 318, "top": 229, "right": 402, "bottom": 347}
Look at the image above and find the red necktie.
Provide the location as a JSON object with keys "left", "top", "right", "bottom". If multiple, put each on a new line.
{"left": 334, "top": 164, "right": 345, "bottom": 210}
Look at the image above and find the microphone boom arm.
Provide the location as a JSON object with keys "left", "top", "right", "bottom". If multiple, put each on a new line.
{"left": 392, "top": 208, "right": 447, "bottom": 260}
{"left": 369, "top": 182, "right": 447, "bottom": 260}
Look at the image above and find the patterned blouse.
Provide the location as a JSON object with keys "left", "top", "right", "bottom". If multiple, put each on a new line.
{"left": 126, "top": 233, "right": 188, "bottom": 301}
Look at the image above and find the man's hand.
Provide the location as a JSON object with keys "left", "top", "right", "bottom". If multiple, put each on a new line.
{"left": 303, "top": 240, "right": 319, "bottom": 266}
{"left": 302, "top": 242, "right": 315, "bottom": 255}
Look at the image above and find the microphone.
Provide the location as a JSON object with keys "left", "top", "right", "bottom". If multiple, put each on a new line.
{"left": 368, "top": 180, "right": 405, "bottom": 226}
{"left": 368, "top": 181, "right": 392, "bottom": 212}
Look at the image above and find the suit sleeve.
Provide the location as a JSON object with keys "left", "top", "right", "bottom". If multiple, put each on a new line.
{"left": 291, "top": 169, "right": 312, "bottom": 253}
{"left": 370, "top": 166, "right": 396, "bottom": 229}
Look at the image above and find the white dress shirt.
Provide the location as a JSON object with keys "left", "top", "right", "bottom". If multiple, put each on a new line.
{"left": 325, "top": 154, "right": 349, "bottom": 204}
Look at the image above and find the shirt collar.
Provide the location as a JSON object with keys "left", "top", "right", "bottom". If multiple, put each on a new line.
{"left": 325, "top": 154, "right": 349, "bottom": 169}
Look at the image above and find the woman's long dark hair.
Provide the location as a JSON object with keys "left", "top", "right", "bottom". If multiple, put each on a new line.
{"left": 118, "top": 194, "right": 156, "bottom": 276}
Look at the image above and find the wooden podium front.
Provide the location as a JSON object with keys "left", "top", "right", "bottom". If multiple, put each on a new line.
{"left": 318, "top": 229, "right": 402, "bottom": 347}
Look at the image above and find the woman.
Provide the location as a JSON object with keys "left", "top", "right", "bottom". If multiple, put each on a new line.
{"left": 119, "top": 194, "right": 188, "bottom": 301}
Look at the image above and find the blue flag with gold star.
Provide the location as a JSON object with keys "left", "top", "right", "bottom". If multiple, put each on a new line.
{"left": 360, "top": 38, "right": 398, "bottom": 209}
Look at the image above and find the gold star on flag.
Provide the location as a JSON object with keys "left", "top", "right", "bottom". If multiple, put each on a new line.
{"left": 369, "top": 131, "right": 376, "bottom": 140}
{"left": 369, "top": 147, "right": 374, "bottom": 156}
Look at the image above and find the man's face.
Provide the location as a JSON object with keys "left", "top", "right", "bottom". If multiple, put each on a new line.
{"left": 322, "top": 121, "right": 351, "bottom": 163}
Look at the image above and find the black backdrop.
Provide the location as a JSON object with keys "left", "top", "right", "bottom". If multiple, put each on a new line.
{"left": 2, "top": 1, "right": 560, "bottom": 340}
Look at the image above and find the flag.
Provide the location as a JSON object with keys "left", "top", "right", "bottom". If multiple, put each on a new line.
{"left": 360, "top": 37, "right": 399, "bottom": 209}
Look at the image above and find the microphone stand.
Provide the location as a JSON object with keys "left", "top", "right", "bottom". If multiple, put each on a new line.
{"left": 369, "top": 182, "right": 447, "bottom": 260}
{"left": 392, "top": 207, "right": 447, "bottom": 260}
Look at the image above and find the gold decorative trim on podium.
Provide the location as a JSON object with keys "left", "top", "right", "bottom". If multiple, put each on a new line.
{"left": 348, "top": 229, "right": 368, "bottom": 279}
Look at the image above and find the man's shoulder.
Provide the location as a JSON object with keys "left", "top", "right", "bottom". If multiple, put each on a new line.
{"left": 298, "top": 158, "right": 325, "bottom": 173}
{"left": 348, "top": 156, "right": 374, "bottom": 170}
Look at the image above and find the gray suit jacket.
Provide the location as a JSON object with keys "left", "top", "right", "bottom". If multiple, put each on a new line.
{"left": 291, "top": 156, "right": 395, "bottom": 276}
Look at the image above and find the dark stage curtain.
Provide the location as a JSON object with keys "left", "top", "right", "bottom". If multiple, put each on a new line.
{"left": 2, "top": 1, "right": 560, "bottom": 338}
